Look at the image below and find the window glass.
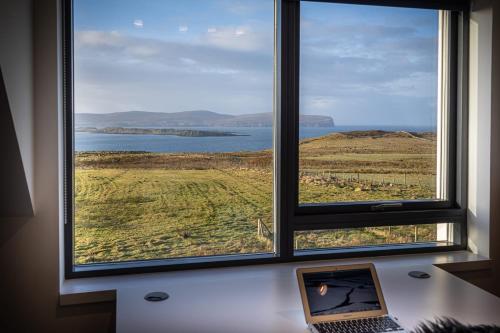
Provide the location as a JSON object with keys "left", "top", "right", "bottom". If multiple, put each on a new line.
{"left": 294, "top": 223, "right": 457, "bottom": 251}
{"left": 73, "top": 0, "right": 275, "bottom": 264}
{"left": 299, "top": 3, "right": 442, "bottom": 205}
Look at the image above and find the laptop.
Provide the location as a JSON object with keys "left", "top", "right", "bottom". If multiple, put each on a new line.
{"left": 296, "top": 263, "right": 407, "bottom": 333}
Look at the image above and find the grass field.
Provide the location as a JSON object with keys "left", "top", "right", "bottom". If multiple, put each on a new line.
{"left": 299, "top": 130, "right": 436, "bottom": 203}
{"left": 75, "top": 130, "right": 440, "bottom": 265}
{"left": 75, "top": 168, "right": 273, "bottom": 263}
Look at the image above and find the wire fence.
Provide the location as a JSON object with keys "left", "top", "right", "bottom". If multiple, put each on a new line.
{"left": 300, "top": 170, "right": 435, "bottom": 188}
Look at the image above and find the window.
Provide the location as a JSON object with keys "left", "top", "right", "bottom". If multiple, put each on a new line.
{"left": 294, "top": 223, "right": 461, "bottom": 251}
{"left": 64, "top": 0, "right": 469, "bottom": 277}
{"left": 70, "top": 0, "right": 275, "bottom": 265}
{"left": 299, "top": 4, "right": 442, "bottom": 206}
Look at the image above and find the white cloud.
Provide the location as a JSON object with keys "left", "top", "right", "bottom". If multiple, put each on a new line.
{"left": 219, "top": 0, "right": 269, "bottom": 15}
{"left": 74, "top": 12, "right": 437, "bottom": 126}
{"left": 128, "top": 45, "right": 160, "bottom": 57}
{"left": 301, "top": 96, "right": 337, "bottom": 114}
{"left": 133, "top": 19, "right": 144, "bottom": 28}
{"left": 178, "top": 25, "right": 189, "bottom": 33}
{"left": 73, "top": 30, "right": 273, "bottom": 115}
{"left": 76, "top": 31, "right": 123, "bottom": 47}
{"left": 297, "top": 14, "right": 439, "bottom": 125}
{"left": 76, "top": 31, "right": 160, "bottom": 58}
{"left": 202, "top": 26, "right": 270, "bottom": 52}
{"left": 177, "top": 57, "right": 239, "bottom": 76}
{"left": 379, "top": 72, "right": 437, "bottom": 97}
{"left": 179, "top": 57, "right": 197, "bottom": 65}
{"left": 199, "top": 67, "right": 239, "bottom": 75}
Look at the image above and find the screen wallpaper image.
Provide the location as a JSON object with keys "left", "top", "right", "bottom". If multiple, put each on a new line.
{"left": 303, "top": 269, "right": 382, "bottom": 316}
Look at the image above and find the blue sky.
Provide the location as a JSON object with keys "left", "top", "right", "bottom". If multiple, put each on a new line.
{"left": 74, "top": 0, "right": 438, "bottom": 126}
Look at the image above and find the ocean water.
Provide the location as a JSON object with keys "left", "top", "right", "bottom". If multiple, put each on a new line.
{"left": 75, "top": 126, "right": 435, "bottom": 153}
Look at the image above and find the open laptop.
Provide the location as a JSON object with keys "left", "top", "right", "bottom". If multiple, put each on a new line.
{"left": 297, "top": 263, "right": 407, "bottom": 333}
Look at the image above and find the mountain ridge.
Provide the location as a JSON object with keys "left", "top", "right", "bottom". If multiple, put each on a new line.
{"left": 75, "top": 110, "right": 335, "bottom": 128}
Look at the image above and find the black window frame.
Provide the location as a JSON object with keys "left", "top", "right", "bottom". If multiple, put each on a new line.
{"left": 63, "top": 0, "right": 469, "bottom": 279}
{"left": 279, "top": 0, "right": 469, "bottom": 256}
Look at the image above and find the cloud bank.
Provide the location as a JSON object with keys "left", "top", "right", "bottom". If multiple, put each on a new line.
{"left": 74, "top": 1, "right": 438, "bottom": 126}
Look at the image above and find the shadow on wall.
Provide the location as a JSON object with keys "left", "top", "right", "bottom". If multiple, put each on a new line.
{"left": 0, "top": 64, "right": 34, "bottom": 246}
{"left": 0, "top": 66, "right": 34, "bottom": 218}
{"left": 0, "top": 217, "right": 30, "bottom": 246}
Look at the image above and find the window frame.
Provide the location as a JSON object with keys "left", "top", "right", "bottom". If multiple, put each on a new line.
{"left": 63, "top": 0, "right": 469, "bottom": 279}
{"left": 280, "top": 0, "right": 469, "bottom": 258}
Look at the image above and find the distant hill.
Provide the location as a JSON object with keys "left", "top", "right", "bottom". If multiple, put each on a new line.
{"left": 75, "top": 111, "right": 335, "bottom": 128}
{"left": 76, "top": 127, "right": 246, "bottom": 137}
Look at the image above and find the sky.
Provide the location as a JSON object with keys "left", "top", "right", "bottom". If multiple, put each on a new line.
{"left": 74, "top": 0, "right": 439, "bottom": 127}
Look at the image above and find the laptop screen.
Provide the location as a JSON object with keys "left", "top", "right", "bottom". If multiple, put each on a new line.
{"left": 303, "top": 268, "right": 382, "bottom": 317}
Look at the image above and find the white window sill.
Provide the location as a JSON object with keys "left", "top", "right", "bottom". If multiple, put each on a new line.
{"left": 59, "top": 250, "right": 491, "bottom": 306}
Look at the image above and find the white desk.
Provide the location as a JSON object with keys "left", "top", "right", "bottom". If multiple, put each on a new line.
{"left": 115, "top": 256, "right": 500, "bottom": 333}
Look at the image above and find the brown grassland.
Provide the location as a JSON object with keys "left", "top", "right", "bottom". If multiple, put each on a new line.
{"left": 74, "top": 130, "right": 439, "bottom": 264}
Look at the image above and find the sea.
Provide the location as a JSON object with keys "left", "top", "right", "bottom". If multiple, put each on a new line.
{"left": 75, "top": 126, "right": 435, "bottom": 153}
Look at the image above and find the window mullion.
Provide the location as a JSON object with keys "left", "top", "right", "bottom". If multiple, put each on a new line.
{"left": 280, "top": 0, "right": 301, "bottom": 259}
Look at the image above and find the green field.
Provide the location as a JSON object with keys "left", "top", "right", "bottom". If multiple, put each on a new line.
{"left": 75, "top": 130, "right": 439, "bottom": 265}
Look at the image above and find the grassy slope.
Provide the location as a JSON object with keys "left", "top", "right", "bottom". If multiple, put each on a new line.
{"left": 299, "top": 131, "right": 436, "bottom": 203}
{"left": 75, "top": 131, "right": 438, "bottom": 264}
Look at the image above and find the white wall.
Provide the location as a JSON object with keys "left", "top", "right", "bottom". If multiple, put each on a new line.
{"left": 0, "top": 0, "right": 114, "bottom": 331}
{"left": 468, "top": 0, "right": 493, "bottom": 257}
{"left": 0, "top": 0, "right": 34, "bottom": 207}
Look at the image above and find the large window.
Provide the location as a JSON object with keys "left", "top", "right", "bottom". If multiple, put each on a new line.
{"left": 71, "top": 0, "right": 275, "bottom": 265}
{"left": 64, "top": 0, "right": 469, "bottom": 277}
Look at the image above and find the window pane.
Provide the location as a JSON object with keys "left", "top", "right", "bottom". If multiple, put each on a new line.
{"left": 73, "top": 0, "right": 275, "bottom": 264}
{"left": 294, "top": 223, "right": 459, "bottom": 252}
{"left": 299, "top": 3, "right": 443, "bottom": 205}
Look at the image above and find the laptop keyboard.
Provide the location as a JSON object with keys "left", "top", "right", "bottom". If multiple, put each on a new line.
{"left": 313, "top": 316, "right": 403, "bottom": 333}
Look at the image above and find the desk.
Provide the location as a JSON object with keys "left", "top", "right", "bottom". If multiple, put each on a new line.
{"left": 115, "top": 257, "right": 500, "bottom": 333}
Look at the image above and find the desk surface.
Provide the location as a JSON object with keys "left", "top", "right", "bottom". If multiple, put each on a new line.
{"left": 115, "top": 255, "right": 500, "bottom": 333}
